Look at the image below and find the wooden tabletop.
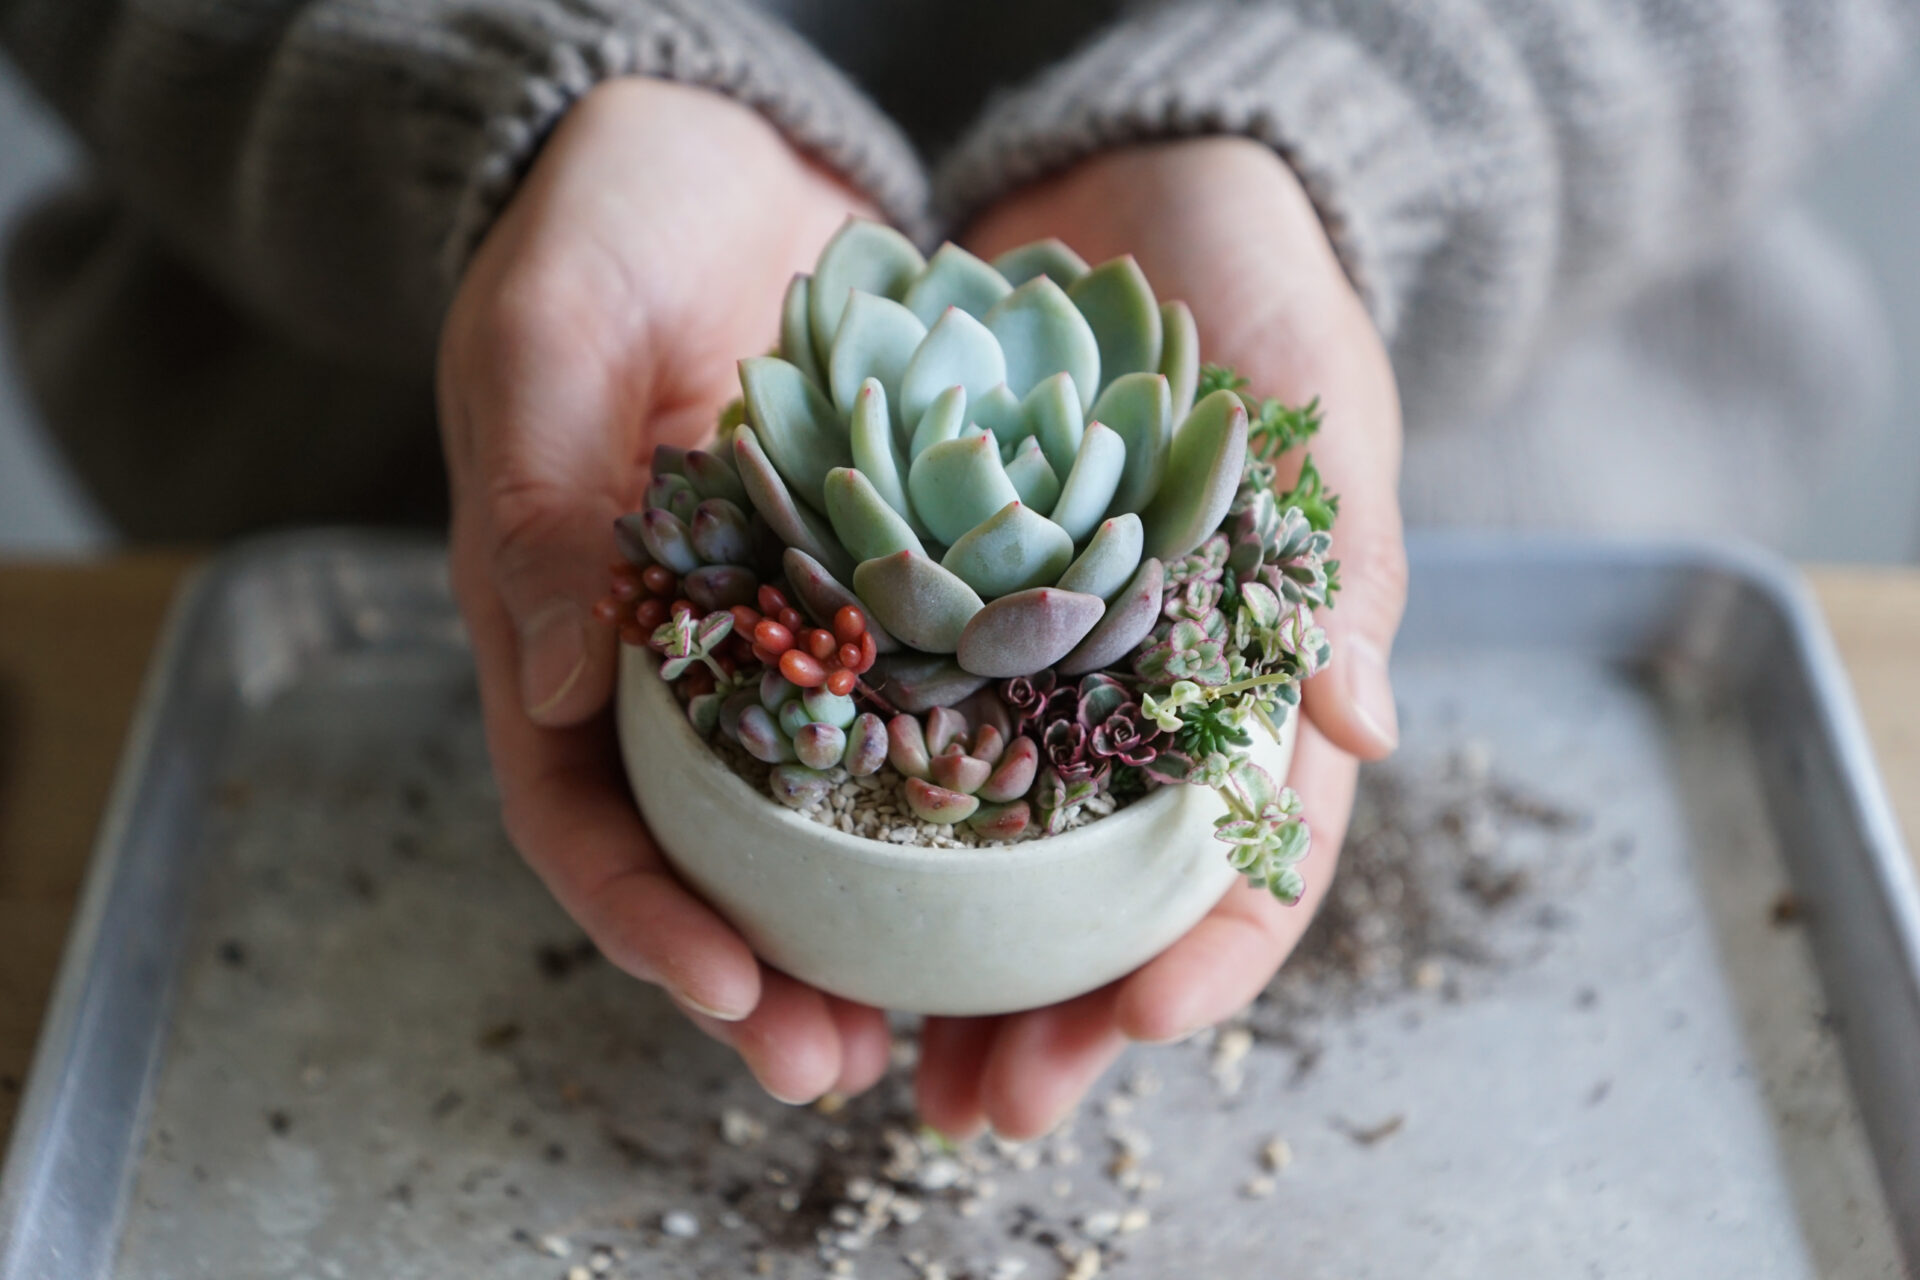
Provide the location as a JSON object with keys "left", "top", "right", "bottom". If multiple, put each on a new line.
{"left": 2, "top": 556, "right": 1918, "bottom": 1147}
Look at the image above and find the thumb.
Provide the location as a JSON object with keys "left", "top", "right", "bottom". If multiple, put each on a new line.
{"left": 1295, "top": 369, "right": 1406, "bottom": 762}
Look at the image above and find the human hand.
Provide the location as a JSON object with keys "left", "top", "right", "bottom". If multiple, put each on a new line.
{"left": 916, "top": 138, "right": 1407, "bottom": 1138}
{"left": 437, "top": 79, "right": 896, "bottom": 1104}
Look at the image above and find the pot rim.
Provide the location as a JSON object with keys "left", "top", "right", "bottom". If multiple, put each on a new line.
{"left": 621, "top": 645, "right": 1292, "bottom": 876}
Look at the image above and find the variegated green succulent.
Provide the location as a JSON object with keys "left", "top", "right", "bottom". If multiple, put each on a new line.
{"left": 729, "top": 219, "right": 1249, "bottom": 693}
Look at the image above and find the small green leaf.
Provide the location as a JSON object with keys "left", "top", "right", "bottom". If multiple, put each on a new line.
{"left": 900, "top": 308, "right": 1006, "bottom": 431}
{"left": 1068, "top": 255, "right": 1162, "bottom": 389}
{"left": 828, "top": 291, "right": 926, "bottom": 422}
{"left": 940, "top": 500, "right": 1075, "bottom": 599}
{"left": 1021, "top": 372, "right": 1084, "bottom": 481}
{"left": 992, "top": 239, "right": 1090, "bottom": 289}
{"left": 969, "top": 383, "right": 1026, "bottom": 452}
{"left": 984, "top": 276, "right": 1100, "bottom": 409}
{"left": 1048, "top": 422, "right": 1127, "bottom": 544}
{"left": 824, "top": 467, "right": 926, "bottom": 562}
{"left": 1158, "top": 300, "right": 1200, "bottom": 423}
{"left": 908, "top": 434, "right": 1020, "bottom": 546}
{"left": 780, "top": 274, "right": 826, "bottom": 387}
{"left": 1088, "top": 371, "right": 1172, "bottom": 517}
{"left": 848, "top": 378, "right": 926, "bottom": 540}
{"left": 738, "top": 355, "right": 851, "bottom": 511}
{"left": 909, "top": 384, "right": 968, "bottom": 461}
{"left": 1055, "top": 513, "right": 1143, "bottom": 601}
{"left": 1003, "top": 436, "right": 1062, "bottom": 514}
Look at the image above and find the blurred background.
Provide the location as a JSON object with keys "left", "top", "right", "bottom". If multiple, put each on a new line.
{"left": 2, "top": 59, "right": 1917, "bottom": 560}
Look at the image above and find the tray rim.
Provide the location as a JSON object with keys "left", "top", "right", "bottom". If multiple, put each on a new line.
{"left": 3, "top": 528, "right": 1916, "bottom": 1274}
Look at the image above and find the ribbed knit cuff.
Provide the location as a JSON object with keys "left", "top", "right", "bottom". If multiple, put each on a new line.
{"left": 933, "top": 1, "right": 1446, "bottom": 343}
{"left": 442, "top": 0, "right": 931, "bottom": 286}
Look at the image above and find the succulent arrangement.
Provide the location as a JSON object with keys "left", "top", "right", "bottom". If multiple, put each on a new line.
{"left": 598, "top": 221, "right": 1341, "bottom": 902}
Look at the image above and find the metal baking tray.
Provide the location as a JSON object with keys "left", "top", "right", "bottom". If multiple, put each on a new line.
{"left": 3, "top": 531, "right": 1916, "bottom": 1279}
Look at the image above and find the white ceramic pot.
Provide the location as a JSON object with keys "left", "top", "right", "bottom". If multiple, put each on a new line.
{"left": 616, "top": 646, "right": 1299, "bottom": 1016}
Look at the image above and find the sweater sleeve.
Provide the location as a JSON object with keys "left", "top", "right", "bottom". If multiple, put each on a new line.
{"left": 934, "top": 0, "right": 1917, "bottom": 422}
{"left": 0, "top": 0, "right": 929, "bottom": 372}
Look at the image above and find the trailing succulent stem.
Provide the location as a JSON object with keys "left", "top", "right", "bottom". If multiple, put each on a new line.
{"left": 602, "top": 230, "right": 1342, "bottom": 893}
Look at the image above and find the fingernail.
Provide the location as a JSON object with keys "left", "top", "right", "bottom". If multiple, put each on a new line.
{"left": 1345, "top": 637, "right": 1399, "bottom": 752}
{"left": 675, "top": 988, "right": 753, "bottom": 1023}
{"left": 519, "top": 599, "right": 587, "bottom": 718}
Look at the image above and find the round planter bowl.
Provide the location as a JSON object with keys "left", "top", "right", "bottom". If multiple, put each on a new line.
{"left": 617, "top": 647, "right": 1299, "bottom": 1016}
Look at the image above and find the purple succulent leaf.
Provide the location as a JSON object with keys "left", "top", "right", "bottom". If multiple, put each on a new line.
{"left": 793, "top": 723, "right": 849, "bottom": 771}
{"left": 613, "top": 514, "right": 654, "bottom": 567}
{"left": 1000, "top": 670, "right": 1058, "bottom": 736}
{"left": 844, "top": 713, "right": 888, "bottom": 777}
{"left": 865, "top": 652, "right": 990, "bottom": 713}
{"left": 1073, "top": 673, "right": 1131, "bottom": 728}
{"left": 769, "top": 763, "right": 833, "bottom": 809}
{"left": 736, "top": 705, "right": 793, "bottom": 764}
{"left": 954, "top": 587, "right": 1106, "bottom": 679}
{"left": 717, "top": 689, "right": 760, "bottom": 743}
{"left": 1056, "top": 556, "right": 1165, "bottom": 676}
{"left": 685, "top": 565, "right": 758, "bottom": 612}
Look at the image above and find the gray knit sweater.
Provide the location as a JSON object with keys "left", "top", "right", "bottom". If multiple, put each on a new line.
{"left": 1, "top": 0, "right": 1914, "bottom": 538}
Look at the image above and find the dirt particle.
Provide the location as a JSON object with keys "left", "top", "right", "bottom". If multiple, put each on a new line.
{"left": 477, "top": 1021, "right": 523, "bottom": 1051}
{"left": 1334, "top": 1114, "right": 1405, "bottom": 1147}
{"left": 265, "top": 1109, "right": 291, "bottom": 1136}
{"left": 217, "top": 939, "right": 247, "bottom": 968}
{"left": 536, "top": 938, "right": 599, "bottom": 981}
{"left": 1770, "top": 891, "right": 1804, "bottom": 927}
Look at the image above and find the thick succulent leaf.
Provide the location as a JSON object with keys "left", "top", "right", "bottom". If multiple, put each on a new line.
{"left": 851, "top": 551, "right": 984, "bottom": 653}
{"left": 929, "top": 751, "right": 992, "bottom": 796}
{"left": 1022, "top": 371, "right": 1084, "bottom": 480}
{"left": 1068, "top": 256, "right": 1163, "bottom": 389}
{"left": 770, "top": 764, "right": 835, "bottom": 809}
{"left": 738, "top": 355, "right": 850, "bottom": 510}
{"left": 903, "top": 242, "right": 1012, "bottom": 325}
{"left": 969, "top": 383, "right": 1026, "bottom": 451}
{"left": 638, "top": 508, "right": 699, "bottom": 574}
{"left": 905, "top": 778, "right": 980, "bottom": 825}
{"left": 978, "top": 736, "right": 1039, "bottom": 803}
{"left": 1090, "top": 371, "right": 1172, "bottom": 516}
{"left": 1056, "top": 513, "right": 1143, "bottom": 600}
{"left": 925, "top": 706, "right": 968, "bottom": 754}
{"left": 844, "top": 713, "right": 889, "bottom": 776}
{"left": 968, "top": 801, "right": 1032, "bottom": 840}
{"left": 1139, "top": 389, "right": 1251, "bottom": 560}
{"left": 689, "top": 497, "right": 752, "bottom": 565}
{"left": 848, "top": 379, "right": 927, "bottom": 540}
{"left": 646, "top": 472, "right": 699, "bottom": 523}
{"left": 1048, "top": 422, "right": 1127, "bottom": 544}
{"left": 984, "top": 276, "right": 1100, "bottom": 409}
{"left": 1058, "top": 556, "right": 1165, "bottom": 675}
{"left": 1004, "top": 436, "right": 1062, "bottom": 513}
{"left": 684, "top": 564, "right": 755, "bottom": 611}
{"left": 613, "top": 513, "right": 653, "bottom": 567}
{"left": 940, "top": 500, "right": 1075, "bottom": 599}
{"left": 866, "top": 652, "right": 989, "bottom": 712}
{"left": 732, "top": 426, "right": 856, "bottom": 581}
{"left": 682, "top": 448, "right": 747, "bottom": 506}
{"left": 824, "top": 467, "right": 925, "bottom": 562}
{"left": 908, "top": 384, "right": 968, "bottom": 461}
{"left": 829, "top": 291, "right": 926, "bottom": 421}
{"left": 809, "top": 219, "right": 925, "bottom": 357}
{"left": 908, "top": 434, "right": 1020, "bottom": 546}
{"left": 955, "top": 587, "right": 1106, "bottom": 678}
{"left": 900, "top": 307, "right": 1006, "bottom": 430}
{"left": 992, "top": 239, "right": 1090, "bottom": 289}
{"left": 1158, "top": 299, "right": 1200, "bottom": 422}
{"left": 781, "top": 546, "right": 899, "bottom": 654}
{"left": 780, "top": 274, "right": 826, "bottom": 387}
{"left": 793, "top": 723, "right": 848, "bottom": 770}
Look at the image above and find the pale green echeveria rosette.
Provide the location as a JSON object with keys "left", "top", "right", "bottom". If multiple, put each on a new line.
{"left": 729, "top": 220, "right": 1249, "bottom": 707}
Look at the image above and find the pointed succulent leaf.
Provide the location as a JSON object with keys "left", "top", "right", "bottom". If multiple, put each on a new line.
{"left": 903, "top": 242, "right": 1012, "bottom": 325}
{"left": 866, "top": 652, "right": 989, "bottom": 712}
{"left": 781, "top": 547, "right": 899, "bottom": 654}
{"left": 793, "top": 723, "right": 848, "bottom": 771}
{"left": 900, "top": 307, "right": 1006, "bottom": 430}
{"left": 829, "top": 290, "right": 926, "bottom": 423}
{"left": 809, "top": 219, "right": 925, "bottom": 357}
{"left": 978, "top": 735, "right": 1039, "bottom": 803}
{"left": 908, "top": 434, "right": 1020, "bottom": 546}
{"left": 1068, "top": 256, "right": 1162, "bottom": 388}
{"left": 646, "top": 472, "right": 699, "bottom": 522}
{"left": 852, "top": 550, "right": 985, "bottom": 653}
{"left": 939, "top": 500, "right": 1075, "bottom": 599}
{"left": 955, "top": 587, "right": 1106, "bottom": 678}
{"left": 925, "top": 706, "right": 969, "bottom": 755}
{"left": 613, "top": 513, "right": 653, "bottom": 567}
{"left": 737, "top": 705, "right": 794, "bottom": 764}
{"left": 905, "top": 777, "right": 981, "bottom": 825}
{"left": 930, "top": 749, "right": 992, "bottom": 795}
{"left": 968, "top": 801, "right": 1032, "bottom": 840}
{"left": 780, "top": 273, "right": 826, "bottom": 386}
{"left": 684, "top": 564, "right": 757, "bottom": 611}
{"left": 971, "top": 723, "right": 1006, "bottom": 766}
{"left": 969, "top": 383, "right": 1026, "bottom": 451}
{"left": 732, "top": 426, "right": 856, "bottom": 581}
{"left": 1058, "top": 556, "right": 1165, "bottom": 675}
{"left": 848, "top": 379, "right": 927, "bottom": 540}
{"left": 638, "top": 508, "right": 700, "bottom": 574}
{"left": 1139, "top": 389, "right": 1250, "bottom": 560}
{"left": 909, "top": 383, "right": 968, "bottom": 461}
{"left": 1056, "top": 514, "right": 1144, "bottom": 601}
{"left": 844, "top": 713, "right": 888, "bottom": 777}
{"left": 683, "top": 448, "right": 748, "bottom": 507}
{"left": 984, "top": 276, "right": 1100, "bottom": 408}
{"left": 1090, "top": 372, "right": 1172, "bottom": 517}
{"left": 1003, "top": 436, "right": 1062, "bottom": 514}
{"left": 739, "top": 356, "right": 851, "bottom": 510}
{"left": 801, "top": 686, "right": 858, "bottom": 729}
{"left": 955, "top": 689, "right": 1013, "bottom": 744}
{"left": 1158, "top": 300, "right": 1200, "bottom": 423}
{"left": 824, "top": 467, "right": 925, "bottom": 562}
{"left": 1048, "top": 422, "right": 1127, "bottom": 544}
{"left": 992, "top": 239, "right": 1089, "bottom": 289}
{"left": 1021, "top": 371, "right": 1084, "bottom": 480}
{"left": 689, "top": 497, "right": 752, "bottom": 565}
{"left": 770, "top": 763, "right": 835, "bottom": 809}
{"left": 887, "top": 714, "right": 931, "bottom": 779}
